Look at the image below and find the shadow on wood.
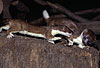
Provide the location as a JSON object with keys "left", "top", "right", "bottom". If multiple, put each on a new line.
{"left": 0, "top": 34, "right": 99, "bottom": 68}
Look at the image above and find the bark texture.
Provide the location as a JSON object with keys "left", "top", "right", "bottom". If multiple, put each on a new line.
{"left": 0, "top": 33, "right": 99, "bottom": 68}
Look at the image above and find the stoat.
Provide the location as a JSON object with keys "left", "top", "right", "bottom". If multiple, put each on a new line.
{"left": 0, "top": 19, "right": 72, "bottom": 44}
{"left": 43, "top": 10, "right": 96, "bottom": 48}
{"left": 68, "top": 29, "right": 96, "bottom": 49}
{"left": 43, "top": 10, "right": 81, "bottom": 47}
{"left": 43, "top": 10, "right": 79, "bottom": 34}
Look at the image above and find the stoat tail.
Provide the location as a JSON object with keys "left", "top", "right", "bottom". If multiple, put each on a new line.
{"left": 43, "top": 10, "right": 50, "bottom": 19}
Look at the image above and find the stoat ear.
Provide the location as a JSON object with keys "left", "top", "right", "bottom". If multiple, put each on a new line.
{"left": 62, "top": 26, "right": 66, "bottom": 31}
{"left": 62, "top": 26, "right": 68, "bottom": 31}
{"left": 82, "top": 29, "right": 92, "bottom": 36}
{"left": 82, "top": 29, "right": 89, "bottom": 33}
{"left": 62, "top": 26, "right": 73, "bottom": 33}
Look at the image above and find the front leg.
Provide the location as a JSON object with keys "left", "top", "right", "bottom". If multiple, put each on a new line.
{"left": 48, "top": 37, "right": 62, "bottom": 44}
{"left": 78, "top": 44, "right": 85, "bottom": 49}
{"left": 7, "top": 28, "right": 16, "bottom": 38}
{"left": 48, "top": 40, "right": 55, "bottom": 44}
{"left": 46, "top": 30, "right": 62, "bottom": 44}
{"left": 68, "top": 39, "right": 74, "bottom": 46}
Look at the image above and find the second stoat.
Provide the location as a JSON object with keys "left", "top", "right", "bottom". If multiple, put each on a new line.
{"left": 68, "top": 29, "right": 96, "bottom": 48}
{"left": 43, "top": 10, "right": 79, "bottom": 34}
{"left": 0, "top": 19, "right": 72, "bottom": 44}
{"left": 43, "top": 10, "right": 96, "bottom": 49}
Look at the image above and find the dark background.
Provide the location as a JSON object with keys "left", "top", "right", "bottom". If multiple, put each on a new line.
{"left": 9, "top": 0, "right": 100, "bottom": 21}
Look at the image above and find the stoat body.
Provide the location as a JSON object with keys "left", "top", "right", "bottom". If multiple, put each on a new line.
{"left": 43, "top": 10, "right": 96, "bottom": 48}
{"left": 43, "top": 10, "right": 79, "bottom": 34}
{"left": 43, "top": 10, "right": 83, "bottom": 48}
{"left": 0, "top": 19, "right": 72, "bottom": 44}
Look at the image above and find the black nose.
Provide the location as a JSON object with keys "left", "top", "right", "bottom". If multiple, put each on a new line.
{"left": 87, "top": 41, "right": 94, "bottom": 46}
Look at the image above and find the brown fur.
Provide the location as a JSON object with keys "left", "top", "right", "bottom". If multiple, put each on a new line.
{"left": 2, "top": 19, "right": 72, "bottom": 40}
{"left": 82, "top": 29, "right": 96, "bottom": 45}
{"left": 45, "top": 17, "right": 79, "bottom": 34}
{"left": 45, "top": 17, "right": 96, "bottom": 45}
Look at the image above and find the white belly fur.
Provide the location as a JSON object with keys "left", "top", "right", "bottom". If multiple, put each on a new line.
{"left": 11, "top": 30, "right": 46, "bottom": 38}
{"left": 51, "top": 29, "right": 72, "bottom": 37}
{"left": 73, "top": 35, "right": 85, "bottom": 48}
{"left": 2, "top": 25, "right": 10, "bottom": 30}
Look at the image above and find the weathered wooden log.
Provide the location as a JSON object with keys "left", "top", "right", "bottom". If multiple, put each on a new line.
{"left": 0, "top": 33, "right": 99, "bottom": 68}
{"left": 0, "top": 0, "right": 3, "bottom": 14}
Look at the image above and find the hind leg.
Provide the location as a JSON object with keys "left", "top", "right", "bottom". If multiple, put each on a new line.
{"left": 7, "top": 28, "right": 18, "bottom": 38}
{"left": 7, "top": 32, "right": 14, "bottom": 38}
{"left": 47, "top": 33, "right": 62, "bottom": 44}
{"left": 48, "top": 37, "right": 61, "bottom": 44}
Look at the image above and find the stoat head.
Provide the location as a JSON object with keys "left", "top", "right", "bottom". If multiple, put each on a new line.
{"left": 82, "top": 29, "right": 96, "bottom": 46}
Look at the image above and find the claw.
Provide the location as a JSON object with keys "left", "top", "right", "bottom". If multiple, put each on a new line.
{"left": 78, "top": 44, "right": 85, "bottom": 49}
{"left": 48, "top": 40, "right": 55, "bottom": 44}
{"left": 7, "top": 33, "right": 14, "bottom": 38}
{"left": 68, "top": 39, "right": 73, "bottom": 46}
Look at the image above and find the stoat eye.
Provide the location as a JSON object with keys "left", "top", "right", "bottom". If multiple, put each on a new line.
{"left": 84, "top": 35, "right": 90, "bottom": 40}
{"left": 83, "top": 37, "right": 86, "bottom": 40}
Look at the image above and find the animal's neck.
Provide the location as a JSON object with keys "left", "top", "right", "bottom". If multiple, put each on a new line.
{"left": 73, "top": 34, "right": 83, "bottom": 44}
{"left": 73, "top": 32, "right": 85, "bottom": 49}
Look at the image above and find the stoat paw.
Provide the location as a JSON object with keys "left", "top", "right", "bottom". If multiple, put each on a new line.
{"left": 78, "top": 44, "right": 85, "bottom": 49}
{"left": 85, "top": 46, "right": 90, "bottom": 50}
{"left": 68, "top": 44, "right": 73, "bottom": 46}
{"left": 48, "top": 40, "right": 55, "bottom": 44}
{"left": 7, "top": 34, "right": 14, "bottom": 38}
{"left": 68, "top": 42, "right": 73, "bottom": 46}
{"left": 50, "top": 37, "right": 61, "bottom": 41}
